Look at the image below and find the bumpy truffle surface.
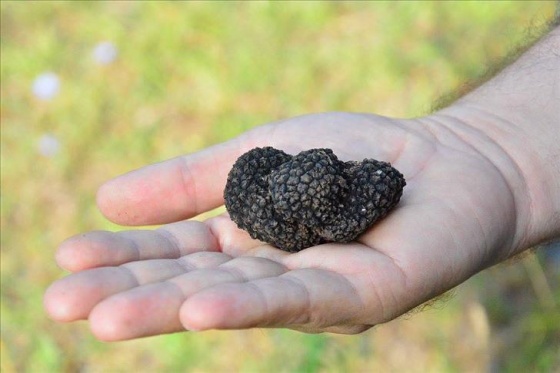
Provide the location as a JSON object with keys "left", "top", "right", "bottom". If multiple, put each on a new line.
{"left": 224, "top": 147, "right": 406, "bottom": 252}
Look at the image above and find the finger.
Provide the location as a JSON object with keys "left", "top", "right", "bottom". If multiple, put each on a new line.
{"left": 44, "top": 252, "right": 233, "bottom": 322}
{"left": 88, "top": 256, "right": 288, "bottom": 341}
{"left": 89, "top": 282, "right": 185, "bottom": 341}
{"left": 96, "top": 140, "right": 248, "bottom": 226}
{"left": 179, "top": 268, "right": 365, "bottom": 331}
{"left": 56, "top": 221, "right": 219, "bottom": 271}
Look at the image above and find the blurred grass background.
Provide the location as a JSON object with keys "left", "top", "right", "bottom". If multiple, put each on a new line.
{"left": 1, "top": 1, "right": 559, "bottom": 372}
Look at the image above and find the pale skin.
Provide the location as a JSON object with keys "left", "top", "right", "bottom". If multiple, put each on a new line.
{"left": 44, "top": 26, "right": 559, "bottom": 341}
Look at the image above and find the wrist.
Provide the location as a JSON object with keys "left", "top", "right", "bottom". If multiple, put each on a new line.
{"left": 428, "top": 103, "right": 560, "bottom": 255}
{"left": 422, "top": 26, "right": 559, "bottom": 255}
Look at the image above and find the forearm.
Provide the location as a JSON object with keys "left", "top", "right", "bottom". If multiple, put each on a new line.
{"left": 430, "top": 26, "right": 560, "bottom": 254}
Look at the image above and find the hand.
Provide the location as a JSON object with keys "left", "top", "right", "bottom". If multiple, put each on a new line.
{"left": 44, "top": 112, "right": 523, "bottom": 341}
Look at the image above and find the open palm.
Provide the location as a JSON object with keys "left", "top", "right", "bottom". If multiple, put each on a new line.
{"left": 44, "top": 112, "right": 518, "bottom": 341}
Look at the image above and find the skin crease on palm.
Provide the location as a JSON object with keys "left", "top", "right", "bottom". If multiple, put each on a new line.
{"left": 44, "top": 27, "right": 559, "bottom": 341}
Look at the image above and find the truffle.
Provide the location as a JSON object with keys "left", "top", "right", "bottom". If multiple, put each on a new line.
{"left": 224, "top": 147, "right": 406, "bottom": 252}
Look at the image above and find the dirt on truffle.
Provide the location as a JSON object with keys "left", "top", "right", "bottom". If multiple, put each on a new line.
{"left": 224, "top": 147, "right": 406, "bottom": 252}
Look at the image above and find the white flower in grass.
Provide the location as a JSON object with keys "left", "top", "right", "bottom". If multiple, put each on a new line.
{"left": 32, "top": 72, "right": 60, "bottom": 100}
{"left": 92, "top": 41, "right": 118, "bottom": 65}
{"left": 38, "top": 133, "right": 61, "bottom": 157}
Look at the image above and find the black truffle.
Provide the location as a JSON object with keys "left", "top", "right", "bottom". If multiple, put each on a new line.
{"left": 224, "top": 147, "right": 406, "bottom": 252}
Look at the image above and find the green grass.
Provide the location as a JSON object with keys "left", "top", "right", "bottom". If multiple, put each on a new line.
{"left": 1, "top": 1, "right": 558, "bottom": 372}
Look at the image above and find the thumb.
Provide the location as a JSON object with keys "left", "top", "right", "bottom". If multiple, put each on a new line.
{"left": 96, "top": 131, "right": 270, "bottom": 226}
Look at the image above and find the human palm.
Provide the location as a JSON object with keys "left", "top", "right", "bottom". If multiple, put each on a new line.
{"left": 44, "top": 112, "right": 517, "bottom": 341}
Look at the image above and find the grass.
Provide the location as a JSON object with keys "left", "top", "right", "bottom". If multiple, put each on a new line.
{"left": 1, "top": 1, "right": 559, "bottom": 372}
